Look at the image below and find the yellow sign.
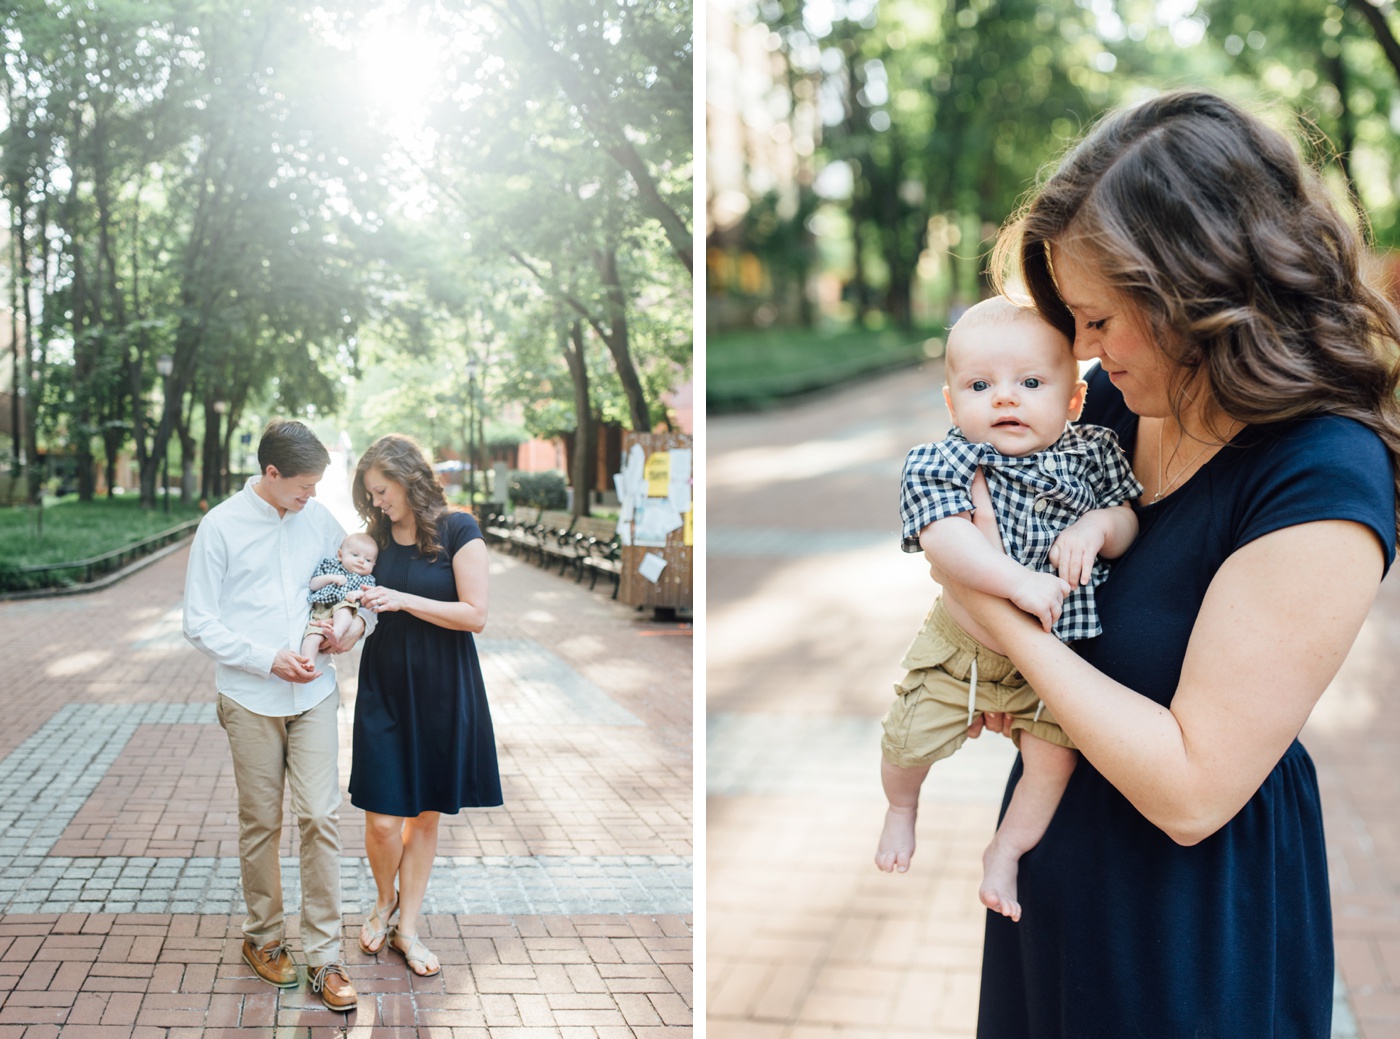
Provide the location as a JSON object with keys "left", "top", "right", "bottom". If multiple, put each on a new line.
{"left": 644, "top": 452, "right": 670, "bottom": 497}
{"left": 683, "top": 510, "right": 693, "bottom": 546}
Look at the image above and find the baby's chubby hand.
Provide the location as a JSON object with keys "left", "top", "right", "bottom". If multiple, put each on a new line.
{"left": 1049, "top": 519, "right": 1107, "bottom": 588}
{"left": 1010, "top": 570, "right": 1072, "bottom": 632}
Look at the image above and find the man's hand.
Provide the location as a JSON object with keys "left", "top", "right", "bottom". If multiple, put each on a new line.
{"left": 323, "top": 615, "right": 366, "bottom": 655}
{"left": 271, "top": 649, "right": 321, "bottom": 684}
{"left": 1009, "top": 570, "right": 1071, "bottom": 632}
{"left": 1049, "top": 518, "right": 1108, "bottom": 587}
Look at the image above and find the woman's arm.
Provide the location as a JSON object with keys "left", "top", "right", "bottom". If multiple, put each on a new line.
{"left": 953, "top": 519, "right": 1383, "bottom": 845}
{"left": 359, "top": 539, "right": 490, "bottom": 632}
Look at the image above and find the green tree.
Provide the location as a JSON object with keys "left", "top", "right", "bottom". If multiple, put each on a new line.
{"left": 422, "top": 0, "right": 692, "bottom": 435}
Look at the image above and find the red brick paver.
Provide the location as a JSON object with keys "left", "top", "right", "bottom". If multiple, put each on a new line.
{"left": 708, "top": 362, "right": 1399, "bottom": 1038}
{"left": 0, "top": 488, "right": 692, "bottom": 1038}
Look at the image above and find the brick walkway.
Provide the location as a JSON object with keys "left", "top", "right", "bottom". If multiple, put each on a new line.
{"left": 0, "top": 470, "right": 692, "bottom": 1037}
{"left": 707, "top": 362, "right": 1400, "bottom": 1038}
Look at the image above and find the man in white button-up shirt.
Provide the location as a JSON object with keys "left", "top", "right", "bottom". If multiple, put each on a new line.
{"left": 183, "top": 419, "right": 368, "bottom": 1012}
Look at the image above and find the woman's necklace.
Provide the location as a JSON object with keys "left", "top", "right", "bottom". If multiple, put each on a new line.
{"left": 1153, "top": 426, "right": 1217, "bottom": 503}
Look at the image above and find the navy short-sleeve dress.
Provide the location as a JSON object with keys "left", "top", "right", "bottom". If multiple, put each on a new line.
{"left": 977, "top": 366, "right": 1395, "bottom": 1038}
{"left": 350, "top": 510, "right": 503, "bottom": 817}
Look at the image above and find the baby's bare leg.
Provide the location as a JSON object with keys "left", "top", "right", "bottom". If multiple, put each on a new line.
{"left": 876, "top": 758, "right": 930, "bottom": 873}
{"left": 332, "top": 607, "right": 356, "bottom": 643}
{"left": 300, "top": 631, "right": 325, "bottom": 659}
{"left": 980, "top": 733, "right": 1077, "bottom": 922}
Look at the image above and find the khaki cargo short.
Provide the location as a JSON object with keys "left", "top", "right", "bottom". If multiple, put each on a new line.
{"left": 880, "top": 597, "right": 1074, "bottom": 768}
{"left": 302, "top": 598, "right": 359, "bottom": 641}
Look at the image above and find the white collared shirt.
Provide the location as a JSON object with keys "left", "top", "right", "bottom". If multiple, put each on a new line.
{"left": 183, "top": 476, "right": 367, "bottom": 716}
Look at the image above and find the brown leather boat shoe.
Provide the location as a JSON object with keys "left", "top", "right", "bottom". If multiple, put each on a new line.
{"left": 310, "top": 962, "right": 357, "bottom": 1011}
{"left": 241, "top": 938, "right": 298, "bottom": 988}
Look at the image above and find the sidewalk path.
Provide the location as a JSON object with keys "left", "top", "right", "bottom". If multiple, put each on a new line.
{"left": 707, "top": 363, "right": 1400, "bottom": 1038}
{"left": 0, "top": 472, "right": 692, "bottom": 1036}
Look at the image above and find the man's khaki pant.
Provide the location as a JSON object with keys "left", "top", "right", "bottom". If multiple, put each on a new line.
{"left": 216, "top": 692, "right": 342, "bottom": 967}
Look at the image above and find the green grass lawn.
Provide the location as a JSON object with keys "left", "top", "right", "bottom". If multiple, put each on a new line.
{"left": 0, "top": 495, "right": 205, "bottom": 582}
{"left": 708, "top": 324, "right": 940, "bottom": 411}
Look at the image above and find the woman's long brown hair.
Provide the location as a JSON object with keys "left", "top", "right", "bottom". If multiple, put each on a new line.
{"left": 352, "top": 434, "right": 449, "bottom": 560}
{"left": 992, "top": 89, "right": 1400, "bottom": 542}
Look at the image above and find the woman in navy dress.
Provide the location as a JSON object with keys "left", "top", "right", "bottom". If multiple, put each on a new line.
{"left": 348, "top": 434, "right": 502, "bottom": 977}
{"left": 941, "top": 92, "right": 1400, "bottom": 1037}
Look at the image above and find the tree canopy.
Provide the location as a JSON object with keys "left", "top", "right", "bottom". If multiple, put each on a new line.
{"left": 709, "top": 0, "right": 1400, "bottom": 333}
{"left": 2, "top": 0, "right": 693, "bottom": 507}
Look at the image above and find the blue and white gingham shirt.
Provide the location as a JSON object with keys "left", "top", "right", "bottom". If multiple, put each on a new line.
{"left": 900, "top": 424, "right": 1142, "bottom": 641}
{"left": 306, "top": 558, "right": 377, "bottom": 605}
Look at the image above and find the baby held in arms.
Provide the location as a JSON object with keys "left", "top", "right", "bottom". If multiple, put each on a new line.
{"left": 877, "top": 296, "right": 1141, "bottom": 921}
{"left": 300, "top": 532, "right": 379, "bottom": 661}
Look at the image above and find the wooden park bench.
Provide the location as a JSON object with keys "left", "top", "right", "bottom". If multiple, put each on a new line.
{"left": 472, "top": 502, "right": 507, "bottom": 537}
{"left": 549, "top": 515, "right": 618, "bottom": 580}
{"left": 580, "top": 524, "right": 623, "bottom": 598}
{"left": 513, "top": 509, "right": 575, "bottom": 566}
{"left": 486, "top": 506, "right": 535, "bottom": 548}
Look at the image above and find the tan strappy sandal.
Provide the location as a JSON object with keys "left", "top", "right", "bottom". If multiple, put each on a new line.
{"left": 387, "top": 926, "right": 441, "bottom": 977}
{"left": 358, "top": 895, "right": 398, "bottom": 955}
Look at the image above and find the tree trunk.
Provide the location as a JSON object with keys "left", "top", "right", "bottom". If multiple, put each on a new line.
{"left": 67, "top": 200, "right": 98, "bottom": 509}
{"left": 8, "top": 198, "right": 21, "bottom": 477}
{"left": 561, "top": 320, "right": 593, "bottom": 518}
{"left": 222, "top": 409, "right": 237, "bottom": 492}
{"left": 179, "top": 390, "right": 198, "bottom": 504}
{"left": 23, "top": 190, "right": 45, "bottom": 503}
{"left": 1347, "top": 0, "right": 1400, "bottom": 83}
{"left": 202, "top": 398, "right": 219, "bottom": 499}
{"left": 1325, "top": 45, "right": 1356, "bottom": 191}
{"left": 596, "top": 246, "right": 651, "bottom": 431}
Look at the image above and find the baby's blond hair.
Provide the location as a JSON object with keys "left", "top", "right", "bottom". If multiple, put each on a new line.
{"left": 945, "top": 296, "right": 1071, "bottom": 377}
{"left": 342, "top": 531, "right": 378, "bottom": 555}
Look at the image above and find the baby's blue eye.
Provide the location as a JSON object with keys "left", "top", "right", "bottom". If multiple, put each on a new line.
{"left": 1023, "top": 377, "right": 1041, "bottom": 389}
{"left": 971, "top": 379, "right": 990, "bottom": 392}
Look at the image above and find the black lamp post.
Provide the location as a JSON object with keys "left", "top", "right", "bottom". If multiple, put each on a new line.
{"left": 466, "top": 360, "right": 480, "bottom": 503}
{"left": 156, "top": 354, "right": 173, "bottom": 513}
{"left": 213, "top": 400, "right": 228, "bottom": 497}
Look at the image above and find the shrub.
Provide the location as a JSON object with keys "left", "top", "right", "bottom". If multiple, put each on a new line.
{"left": 0, "top": 559, "right": 56, "bottom": 593}
{"left": 508, "top": 470, "right": 568, "bottom": 509}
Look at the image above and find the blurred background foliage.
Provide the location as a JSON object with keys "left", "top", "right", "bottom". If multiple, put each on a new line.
{"left": 706, "top": 0, "right": 1400, "bottom": 409}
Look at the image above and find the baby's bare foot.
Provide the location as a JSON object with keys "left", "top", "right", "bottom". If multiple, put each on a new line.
{"left": 979, "top": 837, "right": 1022, "bottom": 922}
{"left": 875, "top": 805, "right": 917, "bottom": 873}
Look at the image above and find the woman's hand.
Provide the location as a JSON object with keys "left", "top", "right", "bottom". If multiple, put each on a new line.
{"left": 359, "top": 585, "right": 407, "bottom": 613}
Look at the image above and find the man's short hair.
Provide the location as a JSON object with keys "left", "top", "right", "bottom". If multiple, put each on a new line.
{"left": 257, "top": 419, "right": 330, "bottom": 478}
